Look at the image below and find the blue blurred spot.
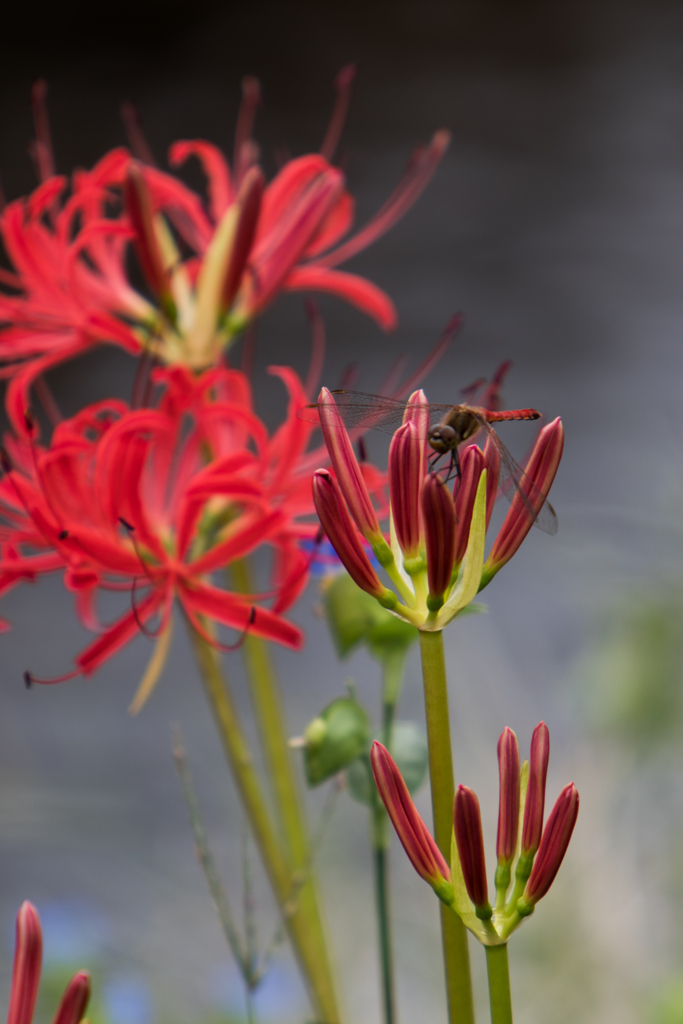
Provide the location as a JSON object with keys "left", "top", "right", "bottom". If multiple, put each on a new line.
{"left": 36, "top": 899, "right": 110, "bottom": 965}
{"left": 208, "top": 961, "right": 305, "bottom": 1022}
{"left": 103, "top": 974, "right": 154, "bottom": 1024}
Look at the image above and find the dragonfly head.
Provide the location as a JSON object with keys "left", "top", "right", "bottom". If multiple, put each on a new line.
{"left": 428, "top": 409, "right": 479, "bottom": 453}
{"left": 427, "top": 424, "right": 456, "bottom": 454}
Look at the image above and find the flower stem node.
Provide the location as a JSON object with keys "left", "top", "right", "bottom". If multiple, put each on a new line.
{"left": 515, "top": 898, "right": 535, "bottom": 919}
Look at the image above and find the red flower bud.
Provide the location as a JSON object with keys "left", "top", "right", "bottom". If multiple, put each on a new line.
{"left": 389, "top": 421, "right": 422, "bottom": 558}
{"left": 312, "top": 470, "right": 387, "bottom": 600}
{"left": 317, "top": 388, "right": 381, "bottom": 541}
{"left": 454, "top": 444, "right": 484, "bottom": 565}
{"left": 496, "top": 727, "right": 520, "bottom": 865}
{"left": 371, "top": 741, "right": 451, "bottom": 890}
{"left": 8, "top": 902, "right": 42, "bottom": 1024}
{"left": 421, "top": 473, "right": 456, "bottom": 604}
{"left": 221, "top": 166, "right": 264, "bottom": 313}
{"left": 51, "top": 972, "right": 90, "bottom": 1024}
{"left": 486, "top": 418, "right": 564, "bottom": 572}
{"left": 124, "top": 163, "right": 172, "bottom": 311}
{"left": 482, "top": 432, "right": 501, "bottom": 531}
{"left": 454, "top": 785, "right": 491, "bottom": 915}
{"left": 522, "top": 722, "right": 550, "bottom": 856}
{"left": 523, "top": 783, "right": 579, "bottom": 904}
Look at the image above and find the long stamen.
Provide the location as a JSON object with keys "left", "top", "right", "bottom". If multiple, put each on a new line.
{"left": 316, "top": 129, "right": 451, "bottom": 269}
{"left": 120, "top": 100, "right": 157, "bottom": 165}
{"left": 30, "top": 79, "right": 55, "bottom": 183}
{"left": 186, "top": 602, "right": 257, "bottom": 653}
{"left": 320, "top": 64, "right": 356, "bottom": 162}
{"left": 304, "top": 299, "right": 326, "bottom": 400}
{"left": 131, "top": 351, "right": 157, "bottom": 410}
{"left": 390, "top": 313, "right": 462, "bottom": 399}
{"left": 33, "top": 375, "right": 63, "bottom": 426}
{"left": 233, "top": 76, "right": 261, "bottom": 184}
{"left": 24, "top": 667, "right": 80, "bottom": 686}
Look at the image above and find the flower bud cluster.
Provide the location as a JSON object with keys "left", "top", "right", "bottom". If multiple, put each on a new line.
{"left": 371, "top": 725, "right": 578, "bottom": 947}
{"left": 312, "top": 388, "right": 564, "bottom": 631}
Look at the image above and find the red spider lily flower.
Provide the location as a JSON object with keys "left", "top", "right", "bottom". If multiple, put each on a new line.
{"left": 453, "top": 785, "right": 492, "bottom": 918}
{"left": 0, "top": 75, "right": 449, "bottom": 429}
{"left": 0, "top": 363, "right": 354, "bottom": 710}
{"left": 311, "top": 376, "right": 563, "bottom": 630}
{"left": 370, "top": 741, "right": 453, "bottom": 903}
{"left": 8, "top": 902, "right": 90, "bottom": 1024}
{"left": 446, "top": 724, "right": 578, "bottom": 947}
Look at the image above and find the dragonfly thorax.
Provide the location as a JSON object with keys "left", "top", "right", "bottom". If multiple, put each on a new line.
{"left": 427, "top": 407, "right": 480, "bottom": 454}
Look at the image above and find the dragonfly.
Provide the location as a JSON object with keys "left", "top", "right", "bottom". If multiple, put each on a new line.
{"left": 299, "top": 390, "right": 558, "bottom": 535}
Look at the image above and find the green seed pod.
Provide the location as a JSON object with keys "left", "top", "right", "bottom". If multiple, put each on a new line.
{"left": 323, "top": 572, "right": 417, "bottom": 660}
{"left": 303, "top": 697, "right": 370, "bottom": 787}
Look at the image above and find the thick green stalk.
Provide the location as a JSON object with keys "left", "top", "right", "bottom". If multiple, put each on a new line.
{"left": 189, "top": 626, "right": 340, "bottom": 1023}
{"left": 230, "top": 560, "right": 339, "bottom": 1020}
{"left": 485, "top": 945, "right": 513, "bottom": 1024}
{"left": 418, "top": 629, "right": 475, "bottom": 1024}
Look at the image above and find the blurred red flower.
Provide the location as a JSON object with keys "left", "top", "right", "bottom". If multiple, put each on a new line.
{"left": 0, "top": 362, "right": 354, "bottom": 708}
{"left": 0, "top": 75, "right": 449, "bottom": 433}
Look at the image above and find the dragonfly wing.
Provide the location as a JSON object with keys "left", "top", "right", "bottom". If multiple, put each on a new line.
{"left": 476, "top": 417, "right": 558, "bottom": 535}
{"left": 298, "top": 391, "right": 454, "bottom": 438}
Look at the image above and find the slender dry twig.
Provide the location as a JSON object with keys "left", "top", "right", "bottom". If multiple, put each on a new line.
{"left": 171, "top": 725, "right": 253, "bottom": 982}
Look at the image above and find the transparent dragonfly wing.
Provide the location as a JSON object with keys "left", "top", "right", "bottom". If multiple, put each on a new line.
{"left": 298, "top": 390, "right": 454, "bottom": 435}
{"left": 472, "top": 415, "right": 558, "bottom": 535}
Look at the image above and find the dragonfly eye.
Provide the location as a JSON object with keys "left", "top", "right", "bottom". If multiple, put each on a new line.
{"left": 436, "top": 425, "right": 456, "bottom": 442}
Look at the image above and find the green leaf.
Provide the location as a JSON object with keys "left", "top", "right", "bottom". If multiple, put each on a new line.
{"left": 303, "top": 697, "right": 370, "bottom": 787}
{"left": 346, "top": 721, "right": 429, "bottom": 805}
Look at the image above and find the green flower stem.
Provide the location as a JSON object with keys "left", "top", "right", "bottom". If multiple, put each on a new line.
{"left": 230, "top": 560, "right": 338, "bottom": 1020}
{"left": 418, "top": 629, "right": 475, "bottom": 1024}
{"left": 485, "top": 945, "right": 513, "bottom": 1024}
{"left": 373, "top": 843, "right": 395, "bottom": 1024}
{"left": 189, "top": 625, "right": 340, "bottom": 1024}
{"left": 370, "top": 649, "right": 407, "bottom": 1024}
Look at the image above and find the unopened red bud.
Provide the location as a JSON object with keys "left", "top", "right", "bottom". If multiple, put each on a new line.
{"left": 51, "top": 972, "right": 90, "bottom": 1024}
{"left": 485, "top": 418, "right": 564, "bottom": 576}
{"left": 317, "top": 389, "right": 381, "bottom": 541}
{"left": 522, "top": 783, "right": 579, "bottom": 905}
{"left": 221, "top": 166, "right": 264, "bottom": 312}
{"left": 482, "top": 432, "right": 501, "bottom": 530}
{"left": 389, "top": 421, "right": 422, "bottom": 558}
{"left": 372, "top": 742, "right": 451, "bottom": 896}
{"left": 454, "top": 785, "right": 491, "bottom": 917}
{"left": 522, "top": 722, "right": 550, "bottom": 856}
{"left": 496, "top": 727, "right": 520, "bottom": 865}
{"left": 421, "top": 473, "right": 456, "bottom": 606}
{"left": 124, "top": 163, "right": 172, "bottom": 311}
{"left": 313, "top": 470, "right": 389, "bottom": 603}
{"left": 8, "top": 902, "right": 42, "bottom": 1024}
{"left": 454, "top": 444, "right": 484, "bottom": 565}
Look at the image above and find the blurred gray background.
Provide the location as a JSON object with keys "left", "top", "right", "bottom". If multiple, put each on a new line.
{"left": 2, "top": 1, "right": 683, "bottom": 1022}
